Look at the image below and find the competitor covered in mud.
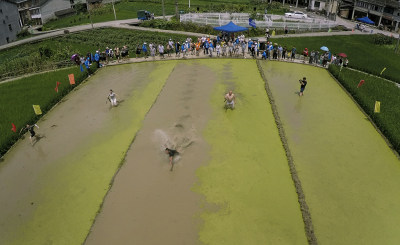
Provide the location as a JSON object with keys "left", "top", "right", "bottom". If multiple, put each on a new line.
{"left": 165, "top": 148, "right": 179, "bottom": 171}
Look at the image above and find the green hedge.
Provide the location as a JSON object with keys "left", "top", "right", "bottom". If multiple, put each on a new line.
{"left": 329, "top": 65, "right": 400, "bottom": 154}
{"left": 0, "top": 65, "right": 96, "bottom": 156}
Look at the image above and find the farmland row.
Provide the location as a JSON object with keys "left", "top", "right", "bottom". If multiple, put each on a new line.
{"left": 0, "top": 28, "right": 196, "bottom": 80}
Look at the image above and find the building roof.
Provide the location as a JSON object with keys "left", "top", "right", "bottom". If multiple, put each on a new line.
{"left": 7, "top": 0, "right": 50, "bottom": 6}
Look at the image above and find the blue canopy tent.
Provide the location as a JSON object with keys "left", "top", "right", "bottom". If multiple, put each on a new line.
{"left": 213, "top": 21, "right": 249, "bottom": 32}
{"left": 357, "top": 16, "right": 375, "bottom": 25}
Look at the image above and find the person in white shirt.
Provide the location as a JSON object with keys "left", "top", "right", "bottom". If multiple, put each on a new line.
{"left": 108, "top": 89, "right": 118, "bottom": 107}
{"left": 158, "top": 44, "right": 164, "bottom": 59}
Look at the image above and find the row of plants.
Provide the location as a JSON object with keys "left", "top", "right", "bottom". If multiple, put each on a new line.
{"left": 0, "top": 28, "right": 195, "bottom": 80}
{"left": 0, "top": 65, "right": 97, "bottom": 156}
{"left": 269, "top": 34, "right": 400, "bottom": 84}
{"left": 329, "top": 65, "right": 400, "bottom": 154}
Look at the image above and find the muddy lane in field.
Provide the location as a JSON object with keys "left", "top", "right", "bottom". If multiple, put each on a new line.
{"left": 0, "top": 62, "right": 175, "bottom": 245}
{"left": 85, "top": 61, "right": 215, "bottom": 245}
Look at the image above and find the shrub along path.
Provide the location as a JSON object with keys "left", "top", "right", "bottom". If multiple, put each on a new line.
{"left": 259, "top": 61, "right": 400, "bottom": 245}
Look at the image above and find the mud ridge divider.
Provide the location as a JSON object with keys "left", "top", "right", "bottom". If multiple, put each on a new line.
{"left": 256, "top": 60, "right": 318, "bottom": 245}
{"left": 83, "top": 65, "right": 177, "bottom": 244}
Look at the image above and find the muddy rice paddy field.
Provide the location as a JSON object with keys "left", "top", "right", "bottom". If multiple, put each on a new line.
{"left": 0, "top": 59, "right": 399, "bottom": 245}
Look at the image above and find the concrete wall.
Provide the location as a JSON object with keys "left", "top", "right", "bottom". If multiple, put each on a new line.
{"left": 40, "top": 0, "right": 71, "bottom": 23}
{"left": 309, "top": 0, "right": 326, "bottom": 11}
{"left": 0, "top": 0, "right": 21, "bottom": 46}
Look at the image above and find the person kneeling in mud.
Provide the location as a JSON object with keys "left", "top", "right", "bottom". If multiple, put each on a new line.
{"left": 165, "top": 148, "right": 179, "bottom": 171}
{"left": 224, "top": 90, "right": 236, "bottom": 110}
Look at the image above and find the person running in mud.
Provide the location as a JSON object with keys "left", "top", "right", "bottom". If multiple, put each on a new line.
{"left": 107, "top": 89, "right": 118, "bottom": 106}
{"left": 224, "top": 90, "right": 236, "bottom": 109}
{"left": 20, "top": 124, "right": 40, "bottom": 145}
{"left": 299, "top": 77, "right": 307, "bottom": 96}
{"left": 165, "top": 148, "right": 179, "bottom": 171}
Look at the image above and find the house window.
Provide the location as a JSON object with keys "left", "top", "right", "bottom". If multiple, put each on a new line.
{"left": 6, "top": 37, "right": 9, "bottom": 43}
{"left": 314, "top": 1, "right": 320, "bottom": 8}
{"left": 0, "top": 9, "right": 3, "bottom": 14}
{"left": 9, "top": 24, "right": 12, "bottom": 31}
{"left": 2, "top": 20, "right": 5, "bottom": 24}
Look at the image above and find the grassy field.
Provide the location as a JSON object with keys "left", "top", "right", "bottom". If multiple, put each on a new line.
{"left": 0, "top": 66, "right": 93, "bottom": 156}
{"left": 0, "top": 28, "right": 195, "bottom": 80}
{"left": 270, "top": 35, "right": 400, "bottom": 83}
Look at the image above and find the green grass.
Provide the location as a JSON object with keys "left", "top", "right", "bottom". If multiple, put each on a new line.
{"left": 329, "top": 65, "right": 400, "bottom": 153}
{"left": 0, "top": 28, "right": 196, "bottom": 80}
{"left": 270, "top": 34, "right": 400, "bottom": 84}
{"left": 0, "top": 65, "right": 94, "bottom": 156}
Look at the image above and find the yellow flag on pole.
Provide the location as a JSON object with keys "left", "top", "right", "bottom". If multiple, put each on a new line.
{"left": 374, "top": 101, "right": 380, "bottom": 113}
{"left": 33, "top": 105, "right": 42, "bottom": 115}
{"left": 380, "top": 67, "right": 386, "bottom": 75}
{"left": 272, "top": 30, "right": 275, "bottom": 36}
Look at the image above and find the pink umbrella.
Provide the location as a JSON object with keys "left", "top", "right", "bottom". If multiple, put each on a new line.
{"left": 70, "top": 54, "right": 78, "bottom": 61}
{"left": 337, "top": 53, "right": 347, "bottom": 58}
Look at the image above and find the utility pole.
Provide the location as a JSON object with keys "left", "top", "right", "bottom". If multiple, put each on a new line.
{"left": 189, "top": 0, "right": 190, "bottom": 9}
{"left": 112, "top": 0, "right": 116, "bottom": 20}
{"left": 395, "top": 34, "right": 400, "bottom": 53}
{"left": 162, "top": 0, "right": 165, "bottom": 19}
{"left": 86, "top": 0, "right": 93, "bottom": 29}
{"left": 175, "top": 0, "right": 178, "bottom": 18}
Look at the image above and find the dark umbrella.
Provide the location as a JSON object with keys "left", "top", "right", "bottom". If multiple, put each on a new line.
{"left": 71, "top": 54, "right": 78, "bottom": 61}
{"left": 337, "top": 53, "right": 347, "bottom": 58}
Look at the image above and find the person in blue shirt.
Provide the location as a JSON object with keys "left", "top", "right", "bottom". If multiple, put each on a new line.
{"left": 291, "top": 46, "right": 296, "bottom": 61}
{"left": 94, "top": 51, "right": 100, "bottom": 68}
{"left": 262, "top": 50, "right": 267, "bottom": 60}
{"left": 142, "top": 42, "right": 148, "bottom": 58}
{"left": 209, "top": 42, "right": 214, "bottom": 57}
{"left": 248, "top": 39, "right": 253, "bottom": 53}
{"left": 204, "top": 40, "right": 209, "bottom": 55}
{"left": 84, "top": 58, "right": 91, "bottom": 76}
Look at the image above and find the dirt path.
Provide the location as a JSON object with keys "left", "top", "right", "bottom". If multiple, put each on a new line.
{"left": 259, "top": 61, "right": 400, "bottom": 244}
{"left": 85, "top": 61, "right": 216, "bottom": 245}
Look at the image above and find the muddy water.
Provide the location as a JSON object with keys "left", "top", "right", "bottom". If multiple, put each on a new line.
{"left": 0, "top": 62, "right": 175, "bottom": 245}
{"left": 260, "top": 62, "right": 400, "bottom": 244}
{"left": 85, "top": 61, "right": 215, "bottom": 245}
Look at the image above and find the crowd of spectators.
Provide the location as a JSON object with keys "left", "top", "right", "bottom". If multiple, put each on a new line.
{"left": 72, "top": 34, "right": 348, "bottom": 72}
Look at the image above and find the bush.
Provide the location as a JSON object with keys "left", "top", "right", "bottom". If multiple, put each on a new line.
{"left": 16, "top": 28, "right": 30, "bottom": 38}
{"left": 373, "top": 33, "right": 395, "bottom": 45}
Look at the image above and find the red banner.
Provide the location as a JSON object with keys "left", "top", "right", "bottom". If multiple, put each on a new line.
{"left": 68, "top": 74, "right": 75, "bottom": 85}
